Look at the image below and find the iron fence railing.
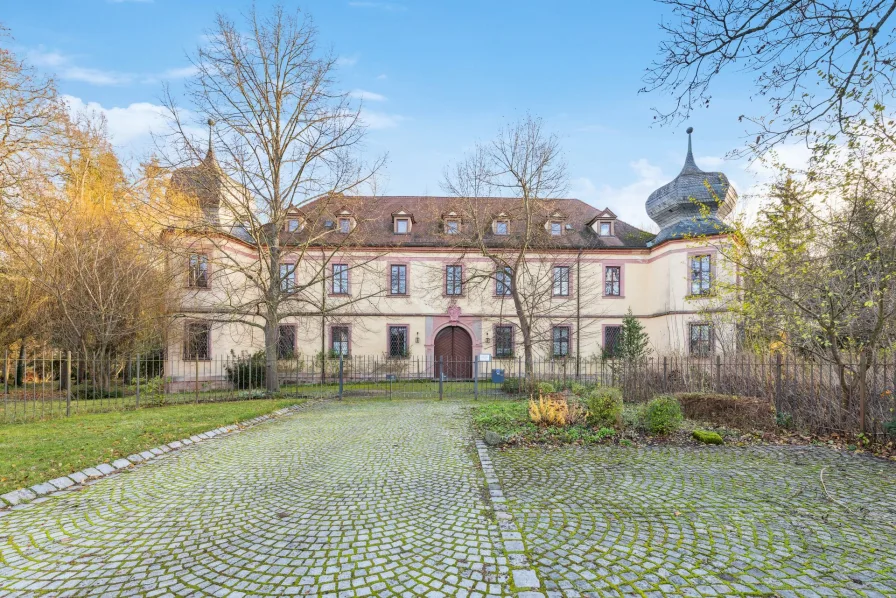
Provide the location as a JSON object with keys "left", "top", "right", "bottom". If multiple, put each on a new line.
{"left": 1, "top": 349, "right": 893, "bottom": 437}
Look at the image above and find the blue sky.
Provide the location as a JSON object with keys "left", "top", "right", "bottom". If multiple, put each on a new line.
{"left": 3, "top": 0, "right": 774, "bottom": 229}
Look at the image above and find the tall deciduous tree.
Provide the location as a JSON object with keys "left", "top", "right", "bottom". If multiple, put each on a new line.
{"left": 442, "top": 116, "right": 602, "bottom": 375}
{"left": 163, "top": 5, "right": 383, "bottom": 392}
{"left": 643, "top": 0, "right": 896, "bottom": 154}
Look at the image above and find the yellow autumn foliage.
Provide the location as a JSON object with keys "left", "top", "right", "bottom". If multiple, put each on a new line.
{"left": 528, "top": 394, "right": 588, "bottom": 427}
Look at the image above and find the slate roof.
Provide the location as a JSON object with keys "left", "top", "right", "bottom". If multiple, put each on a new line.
{"left": 279, "top": 195, "right": 656, "bottom": 250}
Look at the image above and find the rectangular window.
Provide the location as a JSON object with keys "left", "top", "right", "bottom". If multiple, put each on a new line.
{"left": 445, "top": 219, "right": 459, "bottom": 234}
{"left": 494, "top": 325, "right": 514, "bottom": 358}
{"left": 390, "top": 264, "right": 407, "bottom": 295}
{"left": 603, "top": 325, "right": 622, "bottom": 358}
{"left": 339, "top": 217, "right": 351, "bottom": 233}
{"left": 286, "top": 219, "right": 301, "bottom": 232}
{"left": 553, "top": 266, "right": 570, "bottom": 296}
{"left": 446, "top": 265, "right": 463, "bottom": 296}
{"left": 184, "top": 321, "right": 211, "bottom": 360}
{"left": 496, "top": 267, "right": 512, "bottom": 296}
{"left": 690, "top": 254, "right": 712, "bottom": 296}
{"left": 279, "top": 263, "right": 295, "bottom": 292}
{"left": 188, "top": 253, "right": 209, "bottom": 288}
{"left": 388, "top": 325, "right": 409, "bottom": 358}
{"left": 495, "top": 220, "right": 509, "bottom": 235}
{"left": 332, "top": 263, "right": 349, "bottom": 294}
{"left": 550, "top": 222, "right": 562, "bottom": 236}
{"left": 690, "top": 323, "right": 713, "bottom": 357}
{"left": 552, "top": 326, "right": 570, "bottom": 358}
{"left": 605, "top": 266, "right": 621, "bottom": 296}
{"left": 599, "top": 222, "right": 612, "bottom": 236}
{"left": 395, "top": 218, "right": 409, "bottom": 234}
{"left": 331, "top": 326, "right": 350, "bottom": 356}
{"left": 277, "top": 325, "right": 296, "bottom": 359}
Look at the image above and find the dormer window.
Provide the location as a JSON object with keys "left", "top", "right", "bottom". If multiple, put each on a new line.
{"left": 550, "top": 222, "right": 562, "bottom": 236}
{"left": 495, "top": 220, "right": 509, "bottom": 235}
{"left": 394, "top": 218, "right": 410, "bottom": 234}
{"left": 588, "top": 208, "right": 617, "bottom": 237}
{"left": 338, "top": 217, "right": 352, "bottom": 233}
{"left": 285, "top": 218, "right": 302, "bottom": 233}
{"left": 445, "top": 219, "right": 460, "bottom": 234}
{"left": 599, "top": 222, "right": 612, "bottom": 236}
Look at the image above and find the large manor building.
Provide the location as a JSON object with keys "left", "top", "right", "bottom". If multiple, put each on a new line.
{"left": 166, "top": 129, "right": 737, "bottom": 377}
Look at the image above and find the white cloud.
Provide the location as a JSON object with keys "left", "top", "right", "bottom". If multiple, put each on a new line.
{"left": 336, "top": 55, "right": 359, "bottom": 67}
{"left": 571, "top": 159, "right": 669, "bottom": 232}
{"left": 62, "top": 94, "right": 168, "bottom": 146}
{"left": 376, "top": 74, "right": 388, "bottom": 80}
{"left": 28, "top": 48, "right": 194, "bottom": 86}
{"left": 348, "top": 2, "right": 406, "bottom": 11}
{"left": 360, "top": 109, "right": 406, "bottom": 130}
{"left": 349, "top": 89, "right": 387, "bottom": 102}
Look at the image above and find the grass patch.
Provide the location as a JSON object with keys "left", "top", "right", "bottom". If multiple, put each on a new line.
{"left": 0, "top": 398, "right": 300, "bottom": 495}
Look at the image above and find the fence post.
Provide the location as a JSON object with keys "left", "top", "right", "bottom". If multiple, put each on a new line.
{"left": 663, "top": 356, "right": 668, "bottom": 392}
{"left": 474, "top": 355, "right": 479, "bottom": 400}
{"left": 195, "top": 358, "right": 200, "bottom": 404}
{"left": 860, "top": 375, "right": 867, "bottom": 435}
{"left": 338, "top": 353, "right": 344, "bottom": 400}
{"left": 439, "top": 356, "right": 444, "bottom": 401}
{"left": 3, "top": 349, "right": 8, "bottom": 420}
{"left": 715, "top": 354, "right": 722, "bottom": 392}
{"left": 774, "top": 352, "right": 782, "bottom": 414}
{"left": 135, "top": 354, "right": 141, "bottom": 409}
{"left": 65, "top": 351, "right": 72, "bottom": 417}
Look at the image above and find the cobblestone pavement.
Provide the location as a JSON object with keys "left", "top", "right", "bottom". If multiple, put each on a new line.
{"left": 490, "top": 444, "right": 896, "bottom": 597}
{"left": 0, "top": 401, "right": 511, "bottom": 597}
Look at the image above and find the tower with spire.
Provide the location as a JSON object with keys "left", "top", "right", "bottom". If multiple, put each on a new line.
{"left": 168, "top": 118, "right": 242, "bottom": 230}
{"left": 645, "top": 128, "right": 738, "bottom": 247}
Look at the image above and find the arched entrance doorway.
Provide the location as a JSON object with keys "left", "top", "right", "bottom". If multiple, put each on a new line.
{"left": 433, "top": 326, "right": 473, "bottom": 379}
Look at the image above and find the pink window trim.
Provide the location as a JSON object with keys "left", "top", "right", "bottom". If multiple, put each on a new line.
{"left": 602, "top": 261, "right": 625, "bottom": 298}
{"left": 601, "top": 323, "right": 623, "bottom": 352}
{"left": 386, "top": 323, "right": 410, "bottom": 357}
{"left": 494, "top": 267, "right": 513, "bottom": 297}
{"left": 387, "top": 262, "right": 410, "bottom": 296}
{"left": 492, "top": 323, "right": 515, "bottom": 358}
{"left": 551, "top": 324, "right": 574, "bottom": 358}
{"left": 187, "top": 251, "right": 212, "bottom": 291}
{"left": 686, "top": 250, "right": 716, "bottom": 298}
{"left": 329, "top": 324, "right": 352, "bottom": 356}
{"left": 329, "top": 262, "right": 351, "bottom": 296}
{"left": 183, "top": 319, "right": 212, "bottom": 362}
{"left": 444, "top": 264, "right": 464, "bottom": 298}
{"left": 551, "top": 264, "right": 573, "bottom": 298}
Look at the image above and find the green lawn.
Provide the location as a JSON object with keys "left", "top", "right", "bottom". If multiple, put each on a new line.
{"left": 0, "top": 398, "right": 300, "bottom": 495}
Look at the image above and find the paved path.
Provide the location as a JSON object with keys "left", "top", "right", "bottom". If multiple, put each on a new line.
{"left": 490, "top": 444, "right": 896, "bottom": 597}
{"left": 0, "top": 401, "right": 511, "bottom": 597}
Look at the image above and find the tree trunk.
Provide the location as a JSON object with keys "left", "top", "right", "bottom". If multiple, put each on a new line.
{"left": 264, "top": 315, "right": 280, "bottom": 394}
{"left": 15, "top": 342, "right": 25, "bottom": 387}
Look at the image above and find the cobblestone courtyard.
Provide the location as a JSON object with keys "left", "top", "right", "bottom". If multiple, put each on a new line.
{"left": 1, "top": 400, "right": 895, "bottom": 597}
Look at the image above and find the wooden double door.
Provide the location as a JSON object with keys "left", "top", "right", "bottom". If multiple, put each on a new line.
{"left": 434, "top": 326, "right": 473, "bottom": 379}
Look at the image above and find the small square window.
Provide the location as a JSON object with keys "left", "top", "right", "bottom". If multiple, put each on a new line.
{"left": 286, "top": 219, "right": 301, "bottom": 232}
{"left": 339, "top": 218, "right": 351, "bottom": 233}
{"left": 550, "top": 222, "right": 562, "bottom": 236}
{"left": 599, "top": 222, "right": 612, "bottom": 236}
{"left": 445, "top": 219, "right": 460, "bottom": 234}
{"left": 495, "top": 220, "right": 509, "bottom": 235}
{"left": 395, "top": 218, "right": 409, "bottom": 234}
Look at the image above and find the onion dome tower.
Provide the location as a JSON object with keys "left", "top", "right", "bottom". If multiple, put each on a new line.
{"left": 168, "top": 119, "right": 226, "bottom": 226}
{"left": 645, "top": 127, "right": 737, "bottom": 247}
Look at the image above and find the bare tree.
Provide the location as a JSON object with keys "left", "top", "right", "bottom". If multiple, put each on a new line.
{"left": 442, "top": 116, "right": 603, "bottom": 375}
{"left": 162, "top": 5, "right": 384, "bottom": 392}
{"left": 643, "top": 0, "right": 896, "bottom": 154}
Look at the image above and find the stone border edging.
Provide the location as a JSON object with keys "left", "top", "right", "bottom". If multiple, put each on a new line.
{"left": 0, "top": 401, "right": 317, "bottom": 512}
{"left": 474, "top": 439, "right": 544, "bottom": 598}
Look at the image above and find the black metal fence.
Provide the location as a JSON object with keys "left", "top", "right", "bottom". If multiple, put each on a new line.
{"left": 1, "top": 349, "right": 894, "bottom": 437}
